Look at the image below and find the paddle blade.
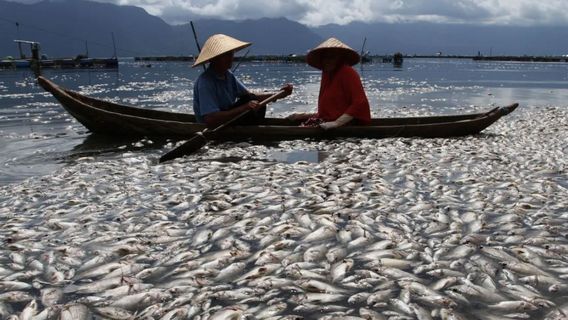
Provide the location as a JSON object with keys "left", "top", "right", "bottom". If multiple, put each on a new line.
{"left": 159, "top": 134, "right": 208, "bottom": 163}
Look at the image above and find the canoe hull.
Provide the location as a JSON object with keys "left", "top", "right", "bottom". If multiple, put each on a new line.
{"left": 37, "top": 76, "right": 518, "bottom": 140}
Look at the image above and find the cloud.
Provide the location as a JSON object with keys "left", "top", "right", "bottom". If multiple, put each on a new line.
{"left": 6, "top": 0, "right": 568, "bottom": 26}
{"left": 145, "top": 0, "right": 314, "bottom": 25}
{"left": 5, "top": 0, "right": 41, "bottom": 3}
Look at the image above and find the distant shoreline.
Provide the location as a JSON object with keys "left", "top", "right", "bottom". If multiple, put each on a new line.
{"left": 133, "top": 55, "right": 568, "bottom": 63}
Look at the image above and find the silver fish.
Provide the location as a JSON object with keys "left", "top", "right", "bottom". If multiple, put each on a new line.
{"left": 60, "top": 304, "right": 89, "bottom": 320}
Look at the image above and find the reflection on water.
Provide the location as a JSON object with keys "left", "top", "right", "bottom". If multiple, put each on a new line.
{"left": 69, "top": 134, "right": 167, "bottom": 156}
{"left": 268, "top": 150, "right": 327, "bottom": 163}
{"left": 194, "top": 150, "right": 328, "bottom": 165}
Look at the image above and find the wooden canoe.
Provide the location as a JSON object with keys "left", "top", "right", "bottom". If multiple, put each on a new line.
{"left": 37, "top": 76, "right": 518, "bottom": 140}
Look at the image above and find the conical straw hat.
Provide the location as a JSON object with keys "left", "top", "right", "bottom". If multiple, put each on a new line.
{"left": 306, "top": 37, "right": 360, "bottom": 70}
{"left": 192, "top": 34, "right": 251, "bottom": 68}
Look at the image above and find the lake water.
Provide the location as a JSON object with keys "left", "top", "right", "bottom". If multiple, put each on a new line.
{"left": 1, "top": 58, "right": 568, "bottom": 319}
{"left": 1, "top": 58, "right": 568, "bottom": 185}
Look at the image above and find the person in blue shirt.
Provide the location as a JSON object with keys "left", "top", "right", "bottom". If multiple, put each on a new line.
{"left": 192, "top": 34, "right": 293, "bottom": 128}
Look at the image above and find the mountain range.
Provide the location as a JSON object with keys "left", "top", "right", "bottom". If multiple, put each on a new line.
{"left": 1, "top": 0, "right": 567, "bottom": 58}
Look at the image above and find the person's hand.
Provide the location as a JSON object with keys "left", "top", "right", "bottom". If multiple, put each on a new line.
{"left": 246, "top": 100, "right": 260, "bottom": 110}
{"left": 319, "top": 121, "right": 339, "bottom": 130}
{"left": 320, "top": 114, "right": 354, "bottom": 129}
{"left": 280, "top": 84, "right": 293, "bottom": 97}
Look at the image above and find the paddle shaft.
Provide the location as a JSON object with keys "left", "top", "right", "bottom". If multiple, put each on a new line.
{"left": 159, "top": 90, "right": 287, "bottom": 163}
{"left": 213, "top": 90, "right": 286, "bottom": 132}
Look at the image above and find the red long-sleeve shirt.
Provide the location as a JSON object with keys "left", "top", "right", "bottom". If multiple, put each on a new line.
{"left": 317, "top": 64, "right": 371, "bottom": 125}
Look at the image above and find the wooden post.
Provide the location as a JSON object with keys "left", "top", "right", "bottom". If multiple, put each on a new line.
{"left": 111, "top": 32, "right": 117, "bottom": 58}
{"left": 17, "top": 42, "right": 24, "bottom": 59}
{"left": 190, "top": 21, "right": 206, "bottom": 71}
{"left": 15, "top": 22, "right": 25, "bottom": 59}
{"left": 30, "top": 42, "right": 41, "bottom": 77}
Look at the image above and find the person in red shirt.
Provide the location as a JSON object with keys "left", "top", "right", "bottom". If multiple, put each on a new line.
{"left": 288, "top": 37, "right": 371, "bottom": 129}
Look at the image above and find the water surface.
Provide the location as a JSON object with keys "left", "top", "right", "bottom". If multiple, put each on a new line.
{"left": 1, "top": 58, "right": 568, "bottom": 184}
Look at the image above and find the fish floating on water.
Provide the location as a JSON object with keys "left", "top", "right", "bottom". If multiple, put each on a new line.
{"left": 0, "top": 106, "right": 567, "bottom": 319}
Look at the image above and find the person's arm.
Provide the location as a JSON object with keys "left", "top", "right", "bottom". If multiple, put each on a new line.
{"left": 203, "top": 81, "right": 294, "bottom": 128}
{"left": 203, "top": 100, "right": 260, "bottom": 128}
{"left": 286, "top": 113, "right": 316, "bottom": 122}
{"left": 198, "top": 73, "right": 261, "bottom": 128}
{"left": 252, "top": 84, "right": 294, "bottom": 102}
{"left": 319, "top": 113, "right": 354, "bottom": 130}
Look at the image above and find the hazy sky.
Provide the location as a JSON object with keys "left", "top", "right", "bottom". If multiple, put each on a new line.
{"left": 9, "top": 0, "right": 568, "bottom": 26}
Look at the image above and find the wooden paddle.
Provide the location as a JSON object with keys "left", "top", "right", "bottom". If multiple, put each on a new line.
{"left": 159, "top": 90, "right": 287, "bottom": 163}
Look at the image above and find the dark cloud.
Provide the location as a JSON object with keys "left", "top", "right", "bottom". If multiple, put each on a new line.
{"left": 5, "top": 0, "right": 568, "bottom": 26}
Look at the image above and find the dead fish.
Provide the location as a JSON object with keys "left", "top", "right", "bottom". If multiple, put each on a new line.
{"left": 255, "top": 302, "right": 287, "bottom": 319}
{"left": 331, "top": 259, "right": 353, "bottom": 283}
{"left": 501, "top": 261, "right": 554, "bottom": 277}
{"left": 378, "top": 267, "right": 423, "bottom": 282}
{"left": 191, "top": 228, "right": 213, "bottom": 247}
{"left": 303, "top": 244, "right": 328, "bottom": 262}
{"left": 101, "top": 283, "right": 154, "bottom": 299}
{"left": 367, "top": 289, "right": 395, "bottom": 306}
{"left": 159, "top": 306, "right": 192, "bottom": 320}
{"left": 430, "top": 277, "right": 460, "bottom": 291}
{"left": 0, "top": 291, "right": 34, "bottom": 303}
{"left": 235, "top": 264, "right": 281, "bottom": 283}
{"left": 31, "top": 305, "right": 62, "bottom": 320}
{"left": 0, "top": 281, "right": 32, "bottom": 291}
{"left": 410, "top": 303, "right": 433, "bottom": 320}
{"left": 75, "top": 261, "right": 125, "bottom": 279}
{"left": 40, "top": 287, "right": 63, "bottom": 307}
{"left": 110, "top": 289, "right": 171, "bottom": 310}
{"left": 303, "top": 226, "right": 336, "bottom": 242}
{"left": 389, "top": 298, "right": 414, "bottom": 316}
{"left": 359, "top": 307, "right": 386, "bottom": 320}
{"left": 209, "top": 306, "right": 243, "bottom": 320}
{"left": 426, "top": 268, "right": 465, "bottom": 278}
{"left": 60, "top": 304, "right": 89, "bottom": 320}
{"left": 93, "top": 306, "right": 135, "bottom": 319}
{"left": 377, "top": 258, "right": 416, "bottom": 269}
{"left": 326, "top": 246, "right": 347, "bottom": 263}
{"left": 294, "top": 292, "right": 345, "bottom": 304}
{"left": 297, "top": 279, "right": 348, "bottom": 294}
{"left": 215, "top": 262, "right": 246, "bottom": 282}
{"left": 348, "top": 292, "right": 371, "bottom": 305}
{"left": 64, "top": 276, "right": 140, "bottom": 294}
{"left": 19, "top": 299, "right": 37, "bottom": 320}
{"left": 487, "top": 300, "right": 538, "bottom": 312}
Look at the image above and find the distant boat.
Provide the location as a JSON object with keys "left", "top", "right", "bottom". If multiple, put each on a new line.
{"left": 15, "top": 59, "right": 31, "bottom": 68}
{"left": 361, "top": 52, "right": 372, "bottom": 63}
{"left": 0, "top": 56, "right": 31, "bottom": 69}
{"left": 359, "top": 38, "right": 372, "bottom": 63}
{"left": 0, "top": 59, "right": 15, "bottom": 69}
{"left": 6, "top": 39, "right": 119, "bottom": 70}
{"left": 393, "top": 52, "right": 404, "bottom": 66}
{"left": 378, "top": 53, "right": 403, "bottom": 65}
